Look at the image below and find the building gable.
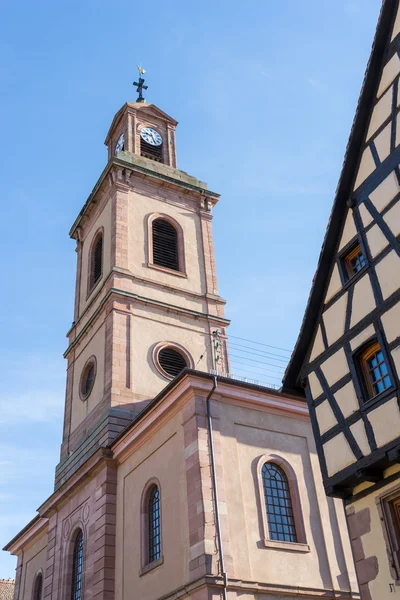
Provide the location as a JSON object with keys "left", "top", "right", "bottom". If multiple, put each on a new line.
{"left": 283, "top": 0, "right": 400, "bottom": 393}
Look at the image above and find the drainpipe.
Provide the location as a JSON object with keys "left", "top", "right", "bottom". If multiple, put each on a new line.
{"left": 206, "top": 375, "right": 228, "bottom": 600}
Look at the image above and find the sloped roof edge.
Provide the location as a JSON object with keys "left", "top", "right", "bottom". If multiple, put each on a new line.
{"left": 283, "top": 0, "right": 397, "bottom": 393}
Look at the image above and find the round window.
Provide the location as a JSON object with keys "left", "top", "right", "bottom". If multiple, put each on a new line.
{"left": 158, "top": 347, "right": 187, "bottom": 378}
{"left": 80, "top": 358, "right": 96, "bottom": 400}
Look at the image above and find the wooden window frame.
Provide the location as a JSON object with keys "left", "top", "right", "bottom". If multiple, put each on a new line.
{"left": 377, "top": 484, "right": 400, "bottom": 585}
{"left": 358, "top": 340, "right": 393, "bottom": 402}
{"left": 341, "top": 241, "right": 367, "bottom": 281}
{"left": 256, "top": 454, "right": 309, "bottom": 553}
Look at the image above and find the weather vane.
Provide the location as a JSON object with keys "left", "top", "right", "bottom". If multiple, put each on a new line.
{"left": 134, "top": 65, "right": 148, "bottom": 103}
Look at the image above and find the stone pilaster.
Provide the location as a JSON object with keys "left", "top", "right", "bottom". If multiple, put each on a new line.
{"left": 183, "top": 394, "right": 233, "bottom": 583}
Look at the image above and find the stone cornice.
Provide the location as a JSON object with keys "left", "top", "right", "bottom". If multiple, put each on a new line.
{"left": 3, "top": 516, "right": 48, "bottom": 555}
{"left": 111, "top": 372, "right": 309, "bottom": 464}
{"left": 37, "top": 448, "right": 114, "bottom": 518}
{"left": 69, "top": 156, "right": 220, "bottom": 239}
{"left": 65, "top": 286, "right": 230, "bottom": 358}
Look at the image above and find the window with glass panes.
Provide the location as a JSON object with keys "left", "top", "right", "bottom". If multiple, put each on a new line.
{"left": 148, "top": 487, "right": 161, "bottom": 562}
{"left": 262, "top": 463, "right": 297, "bottom": 543}
{"left": 344, "top": 243, "right": 366, "bottom": 279}
{"left": 71, "top": 531, "right": 84, "bottom": 600}
{"left": 361, "top": 341, "right": 392, "bottom": 399}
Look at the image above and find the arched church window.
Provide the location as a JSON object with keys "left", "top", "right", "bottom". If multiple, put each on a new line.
{"left": 33, "top": 572, "right": 43, "bottom": 600}
{"left": 89, "top": 231, "right": 103, "bottom": 292}
{"left": 262, "top": 463, "right": 297, "bottom": 543}
{"left": 148, "top": 486, "right": 161, "bottom": 563}
{"left": 71, "top": 530, "right": 84, "bottom": 600}
{"left": 152, "top": 218, "right": 179, "bottom": 271}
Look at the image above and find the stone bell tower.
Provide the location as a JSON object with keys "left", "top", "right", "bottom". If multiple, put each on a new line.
{"left": 55, "top": 78, "right": 230, "bottom": 489}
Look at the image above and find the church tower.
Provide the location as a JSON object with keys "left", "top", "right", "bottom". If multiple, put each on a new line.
{"left": 57, "top": 83, "right": 230, "bottom": 489}
{"left": 5, "top": 76, "right": 360, "bottom": 600}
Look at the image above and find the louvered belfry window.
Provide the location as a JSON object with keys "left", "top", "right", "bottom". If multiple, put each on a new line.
{"left": 159, "top": 347, "right": 187, "bottom": 377}
{"left": 152, "top": 218, "right": 179, "bottom": 271}
{"left": 262, "top": 463, "right": 297, "bottom": 543}
{"left": 141, "top": 139, "right": 163, "bottom": 162}
{"left": 148, "top": 486, "right": 161, "bottom": 563}
{"left": 91, "top": 234, "right": 103, "bottom": 287}
{"left": 71, "top": 530, "right": 84, "bottom": 600}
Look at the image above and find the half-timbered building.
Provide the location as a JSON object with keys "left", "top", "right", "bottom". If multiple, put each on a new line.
{"left": 283, "top": 1, "right": 400, "bottom": 598}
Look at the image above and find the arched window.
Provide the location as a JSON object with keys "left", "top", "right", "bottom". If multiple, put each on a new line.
{"left": 148, "top": 486, "right": 161, "bottom": 563}
{"left": 89, "top": 232, "right": 103, "bottom": 292}
{"left": 71, "top": 530, "right": 84, "bottom": 600}
{"left": 33, "top": 572, "right": 43, "bottom": 600}
{"left": 359, "top": 340, "right": 392, "bottom": 401}
{"left": 152, "top": 218, "right": 179, "bottom": 271}
{"left": 262, "top": 463, "right": 297, "bottom": 543}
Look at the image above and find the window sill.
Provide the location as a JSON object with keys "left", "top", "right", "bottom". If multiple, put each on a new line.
{"left": 263, "top": 539, "right": 310, "bottom": 553}
{"left": 342, "top": 264, "right": 368, "bottom": 288}
{"left": 147, "top": 263, "right": 187, "bottom": 278}
{"left": 86, "top": 276, "right": 103, "bottom": 301}
{"left": 362, "top": 386, "right": 397, "bottom": 410}
{"left": 140, "top": 556, "right": 164, "bottom": 576}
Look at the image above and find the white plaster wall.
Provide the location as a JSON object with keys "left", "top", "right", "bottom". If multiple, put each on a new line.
{"left": 323, "top": 293, "right": 347, "bottom": 345}
{"left": 334, "top": 382, "right": 360, "bottom": 419}
{"left": 324, "top": 264, "right": 342, "bottom": 304}
{"left": 350, "top": 275, "right": 376, "bottom": 328}
{"left": 321, "top": 348, "right": 349, "bottom": 387}
{"left": 375, "top": 250, "right": 400, "bottom": 299}
{"left": 369, "top": 170, "right": 398, "bottom": 212}
{"left": 323, "top": 433, "right": 356, "bottom": 477}
{"left": 339, "top": 212, "right": 358, "bottom": 251}
{"left": 368, "top": 398, "right": 400, "bottom": 449}
{"left": 366, "top": 87, "right": 392, "bottom": 140}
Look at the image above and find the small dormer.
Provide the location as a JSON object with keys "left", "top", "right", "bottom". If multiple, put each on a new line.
{"left": 104, "top": 102, "right": 178, "bottom": 168}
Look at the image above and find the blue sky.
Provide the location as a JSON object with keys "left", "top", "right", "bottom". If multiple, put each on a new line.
{"left": 0, "top": 0, "right": 382, "bottom": 577}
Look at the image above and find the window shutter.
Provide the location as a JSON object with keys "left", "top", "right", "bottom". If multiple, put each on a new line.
{"left": 158, "top": 348, "right": 187, "bottom": 377}
{"left": 92, "top": 235, "right": 103, "bottom": 285}
{"left": 141, "top": 138, "right": 163, "bottom": 162}
{"left": 152, "top": 219, "right": 179, "bottom": 271}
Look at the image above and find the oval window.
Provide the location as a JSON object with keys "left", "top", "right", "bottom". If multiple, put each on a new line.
{"left": 80, "top": 359, "right": 96, "bottom": 400}
{"left": 158, "top": 347, "right": 187, "bottom": 378}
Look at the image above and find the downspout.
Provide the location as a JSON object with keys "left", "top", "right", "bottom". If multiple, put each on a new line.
{"left": 206, "top": 376, "right": 228, "bottom": 600}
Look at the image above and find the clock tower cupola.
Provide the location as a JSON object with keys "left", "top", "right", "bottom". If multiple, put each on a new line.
{"left": 56, "top": 76, "right": 229, "bottom": 489}
{"left": 104, "top": 93, "right": 178, "bottom": 168}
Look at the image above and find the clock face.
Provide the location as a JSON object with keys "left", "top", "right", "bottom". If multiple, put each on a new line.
{"left": 115, "top": 134, "right": 124, "bottom": 154}
{"left": 140, "top": 127, "right": 162, "bottom": 147}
